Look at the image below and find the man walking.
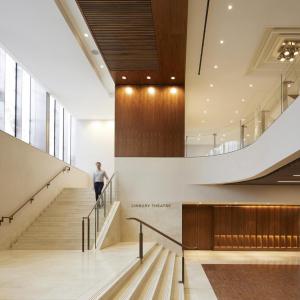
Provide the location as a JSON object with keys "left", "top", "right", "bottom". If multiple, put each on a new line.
{"left": 93, "top": 162, "right": 109, "bottom": 202}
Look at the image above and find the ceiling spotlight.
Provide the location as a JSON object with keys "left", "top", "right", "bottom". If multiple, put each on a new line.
{"left": 203, "top": 110, "right": 207, "bottom": 114}
{"left": 287, "top": 83, "right": 291, "bottom": 88}
{"left": 206, "top": 98, "right": 210, "bottom": 102}
{"left": 122, "top": 76, "right": 127, "bottom": 80}
{"left": 210, "top": 83, "right": 214, "bottom": 87}
{"left": 146, "top": 76, "right": 151, "bottom": 80}
{"left": 222, "top": 134, "right": 226, "bottom": 137}
{"left": 246, "top": 134, "right": 250, "bottom": 137}
{"left": 241, "top": 98, "right": 246, "bottom": 102}
{"left": 249, "top": 84, "right": 253, "bottom": 88}
{"left": 235, "top": 110, "right": 239, "bottom": 114}
{"left": 278, "top": 40, "right": 299, "bottom": 63}
{"left": 214, "top": 65, "right": 219, "bottom": 69}
{"left": 84, "top": 33, "right": 89, "bottom": 38}
{"left": 170, "top": 87, "right": 177, "bottom": 94}
{"left": 228, "top": 4, "right": 233, "bottom": 10}
{"left": 171, "top": 76, "right": 175, "bottom": 80}
{"left": 201, "top": 120, "right": 206, "bottom": 123}
{"left": 220, "top": 40, "right": 224, "bottom": 44}
{"left": 230, "top": 120, "right": 234, "bottom": 124}
{"left": 241, "top": 118, "right": 246, "bottom": 122}
{"left": 100, "top": 65, "right": 104, "bottom": 69}
{"left": 125, "top": 87, "right": 133, "bottom": 95}
{"left": 148, "top": 87, "right": 155, "bottom": 95}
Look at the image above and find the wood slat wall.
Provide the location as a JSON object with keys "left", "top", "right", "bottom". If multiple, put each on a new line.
{"left": 115, "top": 85, "right": 185, "bottom": 157}
{"left": 182, "top": 205, "right": 300, "bottom": 251}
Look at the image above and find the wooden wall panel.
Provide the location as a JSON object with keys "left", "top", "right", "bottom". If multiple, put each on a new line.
{"left": 182, "top": 205, "right": 213, "bottom": 250}
{"left": 115, "top": 85, "right": 184, "bottom": 157}
{"left": 186, "top": 205, "right": 300, "bottom": 251}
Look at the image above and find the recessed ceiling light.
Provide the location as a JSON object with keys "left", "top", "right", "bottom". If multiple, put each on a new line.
{"left": 125, "top": 87, "right": 133, "bottom": 95}
{"left": 84, "top": 33, "right": 89, "bottom": 38}
{"left": 100, "top": 65, "right": 104, "bottom": 69}
{"left": 122, "top": 76, "right": 127, "bottom": 80}
{"left": 210, "top": 83, "right": 214, "bottom": 88}
{"left": 203, "top": 110, "right": 207, "bottom": 114}
{"left": 241, "top": 98, "right": 246, "bottom": 102}
{"left": 222, "top": 134, "right": 226, "bottom": 137}
{"left": 230, "top": 120, "right": 234, "bottom": 124}
{"left": 228, "top": 4, "right": 233, "bottom": 10}
{"left": 170, "top": 87, "right": 177, "bottom": 94}
{"left": 241, "top": 118, "right": 246, "bottom": 122}
{"left": 201, "top": 120, "right": 206, "bottom": 123}
{"left": 214, "top": 65, "right": 218, "bottom": 69}
{"left": 206, "top": 98, "right": 210, "bottom": 102}
{"left": 246, "top": 134, "right": 250, "bottom": 137}
{"left": 220, "top": 40, "right": 224, "bottom": 44}
{"left": 235, "top": 110, "right": 239, "bottom": 114}
{"left": 148, "top": 87, "right": 155, "bottom": 95}
{"left": 147, "top": 76, "right": 151, "bottom": 80}
{"left": 249, "top": 84, "right": 253, "bottom": 88}
{"left": 171, "top": 76, "right": 175, "bottom": 80}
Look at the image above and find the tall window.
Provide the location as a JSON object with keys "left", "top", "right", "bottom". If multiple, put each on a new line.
{"left": 0, "top": 45, "right": 73, "bottom": 163}
{"left": 16, "top": 65, "right": 31, "bottom": 143}
{"left": 4, "top": 54, "right": 16, "bottom": 136}
{"left": 49, "top": 96, "right": 55, "bottom": 156}
{"left": 0, "top": 48, "right": 5, "bottom": 130}
{"left": 64, "top": 110, "right": 71, "bottom": 164}
{"left": 55, "top": 101, "right": 64, "bottom": 160}
{"left": 30, "top": 78, "right": 47, "bottom": 151}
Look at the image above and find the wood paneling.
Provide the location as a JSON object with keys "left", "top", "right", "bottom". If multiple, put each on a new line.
{"left": 182, "top": 205, "right": 213, "bottom": 250}
{"left": 76, "top": 0, "right": 188, "bottom": 85}
{"left": 183, "top": 204, "right": 300, "bottom": 251}
{"left": 115, "top": 85, "right": 185, "bottom": 157}
{"left": 235, "top": 158, "right": 300, "bottom": 185}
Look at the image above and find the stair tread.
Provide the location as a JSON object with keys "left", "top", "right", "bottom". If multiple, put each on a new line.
{"left": 138, "top": 248, "right": 169, "bottom": 300}
{"left": 113, "top": 245, "right": 163, "bottom": 300}
{"left": 155, "top": 252, "right": 176, "bottom": 300}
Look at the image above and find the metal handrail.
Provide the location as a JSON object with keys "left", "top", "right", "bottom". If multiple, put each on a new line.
{"left": 86, "top": 173, "right": 115, "bottom": 218}
{"left": 82, "top": 173, "right": 116, "bottom": 252}
{"left": 0, "top": 166, "right": 70, "bottom": 225}
{"left": 127, "top": 217, "right": 197, "bottom": 285}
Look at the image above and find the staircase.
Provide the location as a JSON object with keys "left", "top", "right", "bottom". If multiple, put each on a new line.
{"left": 12, "top": 188, "right": 100, "bottom": 250}
{"left": 88, "top": 244, "right": 184, "bottom": 300}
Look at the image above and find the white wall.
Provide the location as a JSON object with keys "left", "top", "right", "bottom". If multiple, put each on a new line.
{"left": 116, "top": 157, "right": 300, "bottom": 253}
{"left": 0, "top": 130, "right": 89, "bottom": 249}
{"left": 71, "top": 119, "right": 114, "bottom": 179}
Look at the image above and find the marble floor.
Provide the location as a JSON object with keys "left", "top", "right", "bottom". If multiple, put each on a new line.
{"left": 184, "top": 250, "right": 300, "bottom": 300}
{"left": 0, "top": 242, "right": 153, "bottom": 300}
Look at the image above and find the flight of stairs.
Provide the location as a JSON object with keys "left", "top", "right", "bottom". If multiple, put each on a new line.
{"left": 88, "top": 244, "right": 184, "bottom": 300}
{"left": 12, "top": 188, "right": 101, "bottom": 250}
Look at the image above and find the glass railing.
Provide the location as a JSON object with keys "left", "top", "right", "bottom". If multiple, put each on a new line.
{"left": 186, "top": 67, "right": 300, "bottom": 157}
{"left": 81, "top": 173, "right": 116, "bottom": 251}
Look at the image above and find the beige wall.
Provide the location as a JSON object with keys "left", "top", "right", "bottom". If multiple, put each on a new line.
{"left": 116, "top": 157, "right": 300, "bottom": 253}
{"left": 0, "top": 131, "right": 89, "bottom": 249}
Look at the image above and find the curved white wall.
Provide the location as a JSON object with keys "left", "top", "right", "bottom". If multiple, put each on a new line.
{"left": 186, "top": 97, "right": 300, "bottom": 184}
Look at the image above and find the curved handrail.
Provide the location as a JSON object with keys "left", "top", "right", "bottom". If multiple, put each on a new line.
{"left": 85, "top": 173, "right": 116, "bottom": 218}
{"left": 127, "top": 217, "right": 196, "bottom": 250}
{"left": 0, "top": 166, "right": 70, "bottom": 225}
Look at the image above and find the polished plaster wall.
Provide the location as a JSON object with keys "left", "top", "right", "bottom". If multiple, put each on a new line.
{"left": 0, "top": 130, "right": 89, "bottom": 249}
{"left": 116, "top": 157, "right": 300, "bottom": 253}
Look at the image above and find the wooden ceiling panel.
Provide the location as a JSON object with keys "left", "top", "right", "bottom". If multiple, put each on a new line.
{"left": 76, "top": 0, "right": 159, "bottom": 71}
{"left": 76, "top": 0, "right": 188, "bottom": 85}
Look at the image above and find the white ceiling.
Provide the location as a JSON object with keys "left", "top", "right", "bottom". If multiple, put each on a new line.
{"left": 186, "top": 0, "right": 300, "bottom": 135}
{"left": 0, "top": 0, "right": 114, "bottom": 120}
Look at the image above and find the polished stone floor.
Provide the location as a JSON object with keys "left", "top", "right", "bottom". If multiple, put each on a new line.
{"left": 0, "top": 242, "right": 153, "bottom": 300}
{"left": 184, "top": 251, "right": 300, "bottom": 300}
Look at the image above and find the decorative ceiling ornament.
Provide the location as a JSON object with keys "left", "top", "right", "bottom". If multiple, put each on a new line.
{"left": 277, "top": 40, "right": 299, "bottom": 62}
